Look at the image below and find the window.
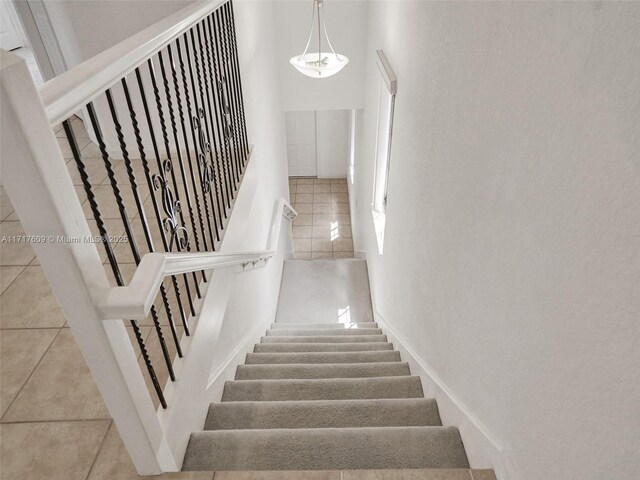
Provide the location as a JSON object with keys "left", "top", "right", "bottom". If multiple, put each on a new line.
{"left": 372, "top": 50, "right": 397, "bottom": 254}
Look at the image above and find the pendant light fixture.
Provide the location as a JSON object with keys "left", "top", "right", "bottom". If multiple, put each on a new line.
{"left": 290, "top": 0, "right": 349, "bottom": 79}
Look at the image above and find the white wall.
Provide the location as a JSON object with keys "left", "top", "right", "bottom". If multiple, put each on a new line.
{"left": 274, "top": 0, "right": 368, "bottom": 112}
{"left": 352, "top": 2, "right": 640, "bottom": 480}
{"left": 316, "top": 109, "right": 349, "bottom": 178}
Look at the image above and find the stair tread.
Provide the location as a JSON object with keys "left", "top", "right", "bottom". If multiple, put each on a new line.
{"left": 205, "top": 398, "right": 442, "bottom": 430}
{"left": 235, "top": 361, "right": 410, "bottom": 380}
{"left": 246, "top": 350, "right": 401, "bottom": 364}
{"left": 254, "top": 342, "right": 393, "bottom": 353}
{"left": 222, "top": 376, "right": 424, "bottom": 402}
{"left": 270, "top": 322, "right": 378, "bottom": 329}
{"left": 266, "top": 328, "right": 382, "bottom": 336}
{"left": 261, "top": 335, "right": 387, "bottom": 343}
{"left": 183, "top": 426, "right": 469, "bottom": 471}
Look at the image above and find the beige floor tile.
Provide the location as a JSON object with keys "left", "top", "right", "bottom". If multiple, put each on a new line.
{"left": 313, "top": 193, "right": 332, "bottom": 203}
{"left": 332, "top": 203, "right": 351, "bottom": 214}
{"left": 330, "top": 178, "right": 347, "bottom": 184}
{"left": 88, "top": 423, "right": 214, "bottom": 480}
{"left": 293, "top": 214, "right": 313, "bottom": 226}
{"left": 343, "top": 470, "right": 471, "bottom": 480}
{"left": 293, "top": 203, "right": 313, "bottom": 214}
{"left": 0, "top": 266, "right": 66, "bottom": 329}
{"left": 313, "top": 184, "right": 331, "bottom": 194}
{"left": 0, "top": 329, "right": 59, "bottom": 417}
{"left": 66, "top": 157, "right": 109, "bottom": 186}
{"left": 333, "top": 251, "right": 355, "bottom": 259}
{"left": 296, "top": 178, "right": 314, "bottom": 185}
{"left": 296, "top": 193, "right": 314, "bottom": 204}
{"left": 313, "top": 203, "right": 332, "bottom": 214}
{"left": 312, "top": 214, "right": 332, "bottom": 226}
{"left": 331, "top": 193, "right": 349, "bottom": 203}
{"left": 293, "top": 238, "right": 312, "bottom": 252}
{"left": 313, "top": 178, "right": 331, "bottom": 185}
{"left": 470, "top": 470, "right": 496, "bottom": 480}
{"left": 312, "top": 238, "right": 333, "bottom": 252}
{"left": 331, "top": 183, "right": 348, "bottom": 193}
{"left": 293, "top": 226, "right": 313, "bottom": 238}
{"left": 289, "top": 184, "right": 297, "bottom": 194}
{"left": 0, "top": 187, "right": 14, "bottom": 221}
{"left": 0, "top": 420, "right": 110, "bottom": 480}
{"left": 3, "top": 329, "right": 110, "bottom": 422}
{"left": 312, "top": 225, "right": 330, "bottom": 239}
{"left": 333, "top": 238, "right": 354, "bottom": 252}
{"left": 337, "top": 225, "right": 352, "bottom": 238}
{"left": 312, "top": 251, "right": 333, "bottom": 259}
{"left": 0, "top": 221, "right": 36, "bottom": 266}
{"left": 81, "top": 185, "right": 147, "bottom": 220}
{"left": 289, "top": 194, "right": 297, "bottom": 204}
{"left": 216, "top": 472, "right": 339, "bottom": 480}
{"left": 334, "top": 213, "right": 351, "bottom": 225}
{"left": 293, "top": 251, "right": 312, "bottom": 260}
{"left": 57, "top": 136, "right": 91, "bottom": 160}
{"left": 296, "top": 184, "right": 314, "bottom": 194}
{"left": 0, "top": 266, "right": 24, "bottom": 294}
{"left": 81, "top": 142, "right": 105, "bottom": 159}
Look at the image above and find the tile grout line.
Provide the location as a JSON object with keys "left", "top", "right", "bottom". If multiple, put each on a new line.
{"left": 0, "top": 327, "right": 63, "bottom": 423}
{"left": 84, "top": 419, "right": 113, "bottom": 480}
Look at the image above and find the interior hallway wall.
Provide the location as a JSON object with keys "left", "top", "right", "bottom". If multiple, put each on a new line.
{"left": 351, "top": 2, "right": 640, "bottom": 480}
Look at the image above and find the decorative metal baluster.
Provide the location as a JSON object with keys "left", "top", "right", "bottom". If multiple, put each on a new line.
{"left": 226, "top": 1, "right": 250, "bottom": 160}
{"left": 188, "top": 28, "right": 225, "bottom": 237}
{"left": 175, "top": 35, "right": 217, "bottom": 250}
{"left": 146, "top": 58, "right": 197, "bottom": 319}
{"left": 203, "top": 14, "right": 233, "bottom": 212}
{"left": 196, "top": 20, "right": 228, "bottom": 220}
{"left": 120, "top": 76, "right": 184, "bottom": 359}
{"left": 219, "top": 4, "right": 245, "bottom": 176}
{"left": 209, "top": 12, "right": 237, "bottom": 203}
{"left": 134, "top": 67, "right": 191, "bottom": 337}
{"left": 166, "top": 41, "right": 210, "bottom": 261}
{"left": 157, "top": 50, "right": 204, "bottom": 295}
{"left": 71, "top": 111, "right": 167, "bottom": 409}
{"left": 104, "top": 89, "right": 177, "bottom": 381}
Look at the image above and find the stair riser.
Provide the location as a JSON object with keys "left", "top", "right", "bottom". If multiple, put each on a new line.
{"left": 253, "top": 342, "right": 393, "bottom": 353}
{"left": 266, "top": 328, "right": 382, "bottom": 336}
{"left": 183, "top": 426, "right": 469, "bottom": 471}
{"left": 235, "top": 362, "right": 410, "bottom": 380}
{"left": 260, "top": 335, "right": 387, "bottom": 344}
{"left": 221, "top": 376, "right": 424, "bottom": 402}
{"left": 245, "top": 351, "right": 401, "bottom": 365}
{"left": 205, "top": 399, "right": 442, "bottom": 430}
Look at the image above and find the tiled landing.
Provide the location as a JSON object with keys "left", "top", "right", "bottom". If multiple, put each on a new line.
{"left": 289, "top": 177, "right": 354, "bottom": 259}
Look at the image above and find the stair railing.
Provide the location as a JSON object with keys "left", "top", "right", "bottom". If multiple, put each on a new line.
{"left": 1, "top": 0, "right": 295, "bottom": 474}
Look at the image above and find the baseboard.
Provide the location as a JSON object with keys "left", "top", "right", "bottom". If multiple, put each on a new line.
{"left": 354, "top": 249, "right": 366, "bottom": 260}
{"left": 372, "top": 309, "right": 511, "bottom": 480}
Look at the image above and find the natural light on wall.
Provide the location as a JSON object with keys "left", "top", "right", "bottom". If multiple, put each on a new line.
{"left": 372, "top": 50, "right": 397, "bottom": 255}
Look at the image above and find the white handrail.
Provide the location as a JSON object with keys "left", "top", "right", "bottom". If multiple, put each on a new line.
{"left": 39, "top": 0, "right": 225, "bottom": 126}
{"left": 95, "top": 198, "right": 296, "bottom": 320}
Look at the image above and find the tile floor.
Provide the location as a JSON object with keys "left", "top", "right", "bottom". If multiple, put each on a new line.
{"left": 0, "top": 124, "right": 494, "bottom": 479}
{"left": 289, "top": 177, "right": 354, "bottom": 260}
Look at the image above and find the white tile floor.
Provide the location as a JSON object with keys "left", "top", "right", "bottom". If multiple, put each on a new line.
{"left": 289, "top": 177, "right": 354, "bottom": 260}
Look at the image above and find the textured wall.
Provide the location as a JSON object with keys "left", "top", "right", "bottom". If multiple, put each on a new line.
{"left": 351, "top": 2, "right": 640, "bottom": 479}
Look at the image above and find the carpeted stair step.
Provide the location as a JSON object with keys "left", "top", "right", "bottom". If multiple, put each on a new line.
{"left": 204, "top": 398, "right": 442, "bottom": 430}
{"left": 260, "top": 334, "right": 387, "bottom": 344}
{"left": 245, "top": 351, "right": 401, "bottom": 365}
{"left": 183, "top": 426, "right": 469, "bottom": 471}
{"left": 253, "top": 342, "right": 393, "bottom": 353}
{"left": 235, "top": 362, "right": 410, "bottom": 380}
{"left": 221, "top": 376, "right": 424, "bottom": 402}
{"left": 266, "top": 328, "right": 382, "bottom": 336}
{"left": 270, "top": 322, "right": 378, "bottom": 329}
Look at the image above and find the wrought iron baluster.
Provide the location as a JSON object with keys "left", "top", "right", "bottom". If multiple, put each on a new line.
{"left": 196, "top": 20, "right": 229, "bottom": 220}
{"left": 134, "top": 66, "right": 191, "bottom": 337}
{"left": 157, "top": 50, "right": 204, "bottom": 296}
{"left": 104, "top": 88, "right": 177, "bottom": 382}
{"left": 69, "top": 111, "right": 167, "bottom": 409}
{"left": 188, "top": 28, "right": 225, "bottom": 238}
{"left": 227, "top": 1, "right": 250, "bottom": 159}
{"left": 209, "top": 12, "right": 237, "bottom": 203}
{"left": 176, "top": 35, "right": 218, "bottom": 250}
{"left": 219, "top": 4, "right": 244, "bottom": 177}
{"left": 146, "top": 57, "right": 197, "bottom": 320}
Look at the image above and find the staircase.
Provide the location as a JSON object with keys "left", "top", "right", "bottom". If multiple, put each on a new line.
{"left": 183, "top": 259, "right": 470, "bottom": 471}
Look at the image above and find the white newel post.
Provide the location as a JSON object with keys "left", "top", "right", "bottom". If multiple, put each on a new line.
{"left": 0, "top": 51, "right": 176, "bottom": 474}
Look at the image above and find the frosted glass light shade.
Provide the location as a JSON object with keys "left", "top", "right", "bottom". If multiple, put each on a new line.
{"left": 289, "top": 52, "right": 349, "bottom": 78}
